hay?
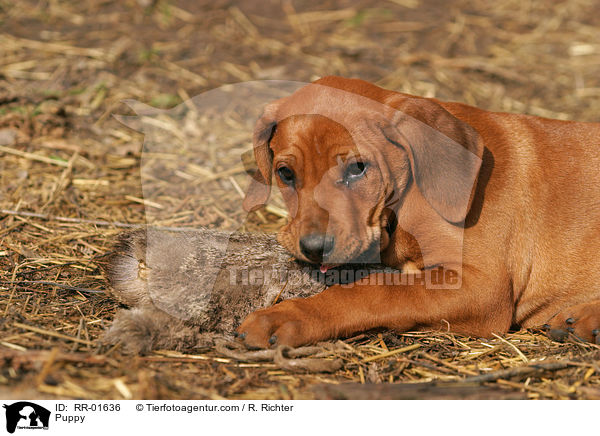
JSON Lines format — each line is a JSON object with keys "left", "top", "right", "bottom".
{"left": 1, "top": 0, "right": 600, "bottom": 399}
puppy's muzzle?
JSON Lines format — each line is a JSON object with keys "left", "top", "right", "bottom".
{"left": 299, "top": 233, "right": 335, "bottom": 264}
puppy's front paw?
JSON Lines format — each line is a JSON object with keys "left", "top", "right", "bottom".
{"left": 236, "top": 299, "right": 326, "bottom": 349}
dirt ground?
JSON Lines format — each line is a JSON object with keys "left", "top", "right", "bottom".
{"left": 1, "top": 0, "right": 600, "bottom": 400}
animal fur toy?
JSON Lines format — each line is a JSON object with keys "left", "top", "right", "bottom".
{"left": 103, "top": 228, "right": 330, "bottom": 353}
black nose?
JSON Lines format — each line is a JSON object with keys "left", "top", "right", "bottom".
{"left": 299, "top": 233, "right": 335, "bottom": 263}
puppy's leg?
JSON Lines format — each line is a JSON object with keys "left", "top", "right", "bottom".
{"left": 546, "top": 299, "right": 600, "bottom": 343}
{"left": 237, "top": 268, "right": 513, "bottom": 348}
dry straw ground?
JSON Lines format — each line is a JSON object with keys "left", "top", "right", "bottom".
{"left": 1, "top": 0, "right": 600, "bottom": 399}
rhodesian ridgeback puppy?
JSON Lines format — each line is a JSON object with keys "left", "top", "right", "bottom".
{"left": 237, "top": 76, "right": 600, "bottom": 348}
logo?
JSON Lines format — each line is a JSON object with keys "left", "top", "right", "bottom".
{"left": 3, "top": 402, "right": 50, "bottom": 434}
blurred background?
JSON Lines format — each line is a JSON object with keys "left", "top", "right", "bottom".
{"left": 3, "top": 0, "right": 600, "bottom": 116}
{"left": 1, "top": 0, "right": 600, "bottom": 399}
{"left": 2, "top": 0, "right": 599, "bottom": 227}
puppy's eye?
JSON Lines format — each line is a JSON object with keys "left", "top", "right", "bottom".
{"left": 277, "top": 166, "right": 295, "bottom": 186}
{"left": 343, "top": 161, "right": 368, "bottom": 184}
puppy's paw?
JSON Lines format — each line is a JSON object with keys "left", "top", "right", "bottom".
{"left": 236, "top": 299, "right": 326, "bottom": 349}
{"left": 545, "top": 299, "right": 600, "bottom": 343}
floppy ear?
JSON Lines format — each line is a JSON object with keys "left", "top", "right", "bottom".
{"left": 242, "top": 105, "right": 278, "bottom": 212}
{"left": 380, "top": 96, "right": 483, "bottom": 223}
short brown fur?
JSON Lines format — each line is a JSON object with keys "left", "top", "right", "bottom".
{"left": 238, "top": 76, "right": 600, "bottom": 348}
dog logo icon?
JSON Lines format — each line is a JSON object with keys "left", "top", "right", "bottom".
{"left": 3, "top": 402, "right": 50, "bottom": 433}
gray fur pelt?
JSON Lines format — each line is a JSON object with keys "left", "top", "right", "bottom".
{"left": 103, "top": 228, "right": 326, "bottom": 353}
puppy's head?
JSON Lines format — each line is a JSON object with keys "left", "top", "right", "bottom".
{"left": 244, "top": 77, "right": 483, "bottom": 268}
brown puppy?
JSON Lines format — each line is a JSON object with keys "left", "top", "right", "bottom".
{"left": 237, "top": 76, "right": 600, "bottom": 348}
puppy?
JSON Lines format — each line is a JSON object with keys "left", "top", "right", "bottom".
{"left": 237, "top": 76, "right": 600, "bottom": 348}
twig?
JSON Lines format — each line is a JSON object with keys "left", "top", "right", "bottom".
{"left": 152, "top": 349, "right": 231, "bottom": 364}
{"left": 460, "top": 361, "right": 573, "bottom": 384}
{"left": 0, "top": 34, "right": 106, "bottom": 59}
{"left": 492, "top": 332, "right": 528, "bottom": 363}
{"left": 0, "top": 208, "right": 287, "bottom": 239}
{"left": 0, "top": 145, "right": 70, "bottom": 167}
{"left": 125, "top": 195, "right": 164, "bottom": 210}
{"left": 421, "top": 352, "right": 478, "bottom": 376}
{"left": 274, "top": 346, "right": 343, "bottom": 373}
{"left": 0, "top": 348, "right": 108, "bottom": 364}
{"left": 0, "top": 209, "right": 139, "bottom": 228}
{"left": 0, "top": 280, "right": 105, "bottom": 294}
{"left": 36, "top": 347, "right": 59, "bottom": 386}
{"left": 363, "top": 343, "right": 421, "bottom": 362}
{"left": 0, "top": 209, "right": 246, "bottom": 233}
{"left": 12, "top": 322, "right": 95, "bottom": 346}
